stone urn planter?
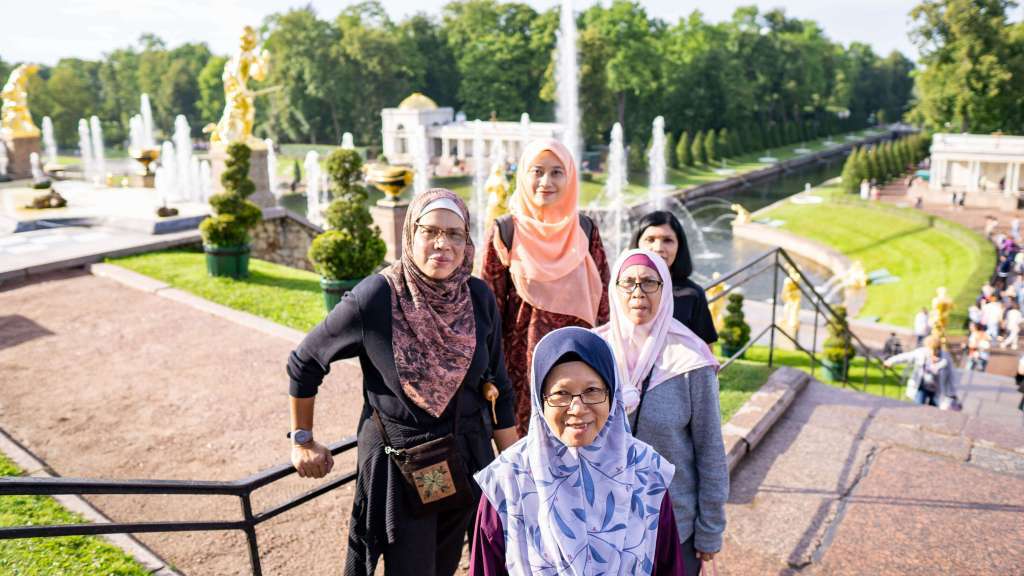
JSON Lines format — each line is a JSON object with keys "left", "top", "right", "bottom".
{"left": 820, "top": 358, "right": 849, "bottom": 382}
{"left": 320, "top": 277, "right": 360, "bottom": 312}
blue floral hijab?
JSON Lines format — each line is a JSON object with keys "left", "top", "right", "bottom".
{"left": 474, "top": 327, "right": 675, "bottom": 575}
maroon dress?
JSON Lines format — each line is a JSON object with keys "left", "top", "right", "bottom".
{"left": 469, "top": 493, "right": 688, "bottom": 575}
{"left": 481, "top": 222, "right": 611, "bottom": 436}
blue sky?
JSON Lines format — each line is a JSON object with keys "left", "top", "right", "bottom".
{"left": 0, "top": 0, "right": 979, "bottom": 66}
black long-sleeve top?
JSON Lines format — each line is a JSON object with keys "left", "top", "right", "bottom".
{"left": 673, "top": 277, "right": 719, "bottom": 345}
{"left": 286, "top": 274, "right": 516, "bottom": 576}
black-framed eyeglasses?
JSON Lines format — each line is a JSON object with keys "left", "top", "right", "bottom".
{"left": 615, "top": 279, "right": 663, "bottom": 294}
{"left": 414, "top": 224, "right": 468, "bottom": 246}
{"left": 543, "top": 387, "right": 608, "bottom": 408}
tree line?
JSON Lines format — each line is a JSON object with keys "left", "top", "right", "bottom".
{"left": 839, "top": 133, "right": 932, "bottom": 193}
{"left": 1, "top": 0, "right": 916, "bottom": 152}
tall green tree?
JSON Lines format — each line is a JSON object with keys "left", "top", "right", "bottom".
{"left": 196, "top": 56, "right": 227, "bottom": 127}
{"left": 909, "top": 0, "right": 1024, "bottom": 133}
{"left": 704, "top": 127, "right": 718, "bottom": 164}
{"left": 677, "top": 131, "right": 693, "bottom": 167}
{"left": 691, "top": 130, "right": 706, "bottom": 165}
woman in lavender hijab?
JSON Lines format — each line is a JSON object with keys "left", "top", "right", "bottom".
{"left": 594, "top": 249, "right": 728, "bottom": 575}
{"left": 470, "top": 326, "right": 686, "bottom": 575}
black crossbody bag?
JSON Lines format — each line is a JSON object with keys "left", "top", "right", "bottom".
{"left": 372, "top": 393, "right": 473, "bottom": 517}
{"left": 630, "top": 370, "right": 655, "bottom": 436}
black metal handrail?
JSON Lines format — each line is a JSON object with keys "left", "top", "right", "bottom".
{"left": 0, "top": 436, "right": 358, "bottom": 576}
{"left": 706, "top": 247, "right": 905, "bottom": 395}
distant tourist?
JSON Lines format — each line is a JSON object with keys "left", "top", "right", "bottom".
{"left": 1016, "top": 355, "right": 1024, "bottom": 412}
{"left": 1001, "top": 304, "right": 1022, "bottom": 350}
{"left": 1012, "top": 217, "right": 1021, "bottom": 242}
{"left": 884, "top": 336, "right": 957, "bottom": 407}
{"left": 913, "top": 307, "right": 930, "bottom": 347}
{"left": 966, "top": 322, "right": 992, "bottom": 372}
{"left": 985, "top": 215, "right": 999, "bottom": 238}
{"left": 882, "top": 332, "right": 904, "bottom": 357}
{"left": 982, "top": 296, "right": 1005, "bottom": 341}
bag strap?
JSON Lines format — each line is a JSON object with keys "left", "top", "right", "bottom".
{"left": 494, "top": 213, "right": 595, "bottom": 251}
{"left": 372, "top": 389, "right": 463, "bottom": 454}
{"left": 630, "top": 369, "right": 655, "bottom": 436}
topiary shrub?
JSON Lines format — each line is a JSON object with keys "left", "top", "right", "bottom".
{"left": 307, "top": 148, "right": 386, "bottom": 281}
{"left": 720, "top": 292, "right": 751, "bottom": 357}
{"left": 823, "top": 305, "right": 856, "bottom": 372}
{"left": 200, "top": 142, "right": 262, "bottom": 247}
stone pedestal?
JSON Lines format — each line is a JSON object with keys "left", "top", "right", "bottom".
{"left": 3, "top": 135, "right": 41, "bottom": 180}
{"left": 209, "top": 143, "right": 275, "bottom": 208}
{"left": 371, "top": 199, "right": 409, "bottom": 263}
{"left": 127, "top": 174, "right": 156, "bottom": 188}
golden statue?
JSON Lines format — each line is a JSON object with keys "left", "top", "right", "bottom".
{"left": 730, "top": 203, "right": 751, "bottom": 226}
{"left": 930, "top": 286, "right": 953, "bottom": 343}
{"left": 206, "top": 26, "right": 270, "bottom": 148}
{"left": 706, "top": 272, "right": 727, "bottom": 331}
{"left": 843, "top": 260, "right": 867, "bottom": 290}
{"left": 484, "top": 160, "right": 510, "bottom": 225}
{"left": 780, "top": 269, "right": 802, "bottom": 338}
{"left": 1, "top": 64, "right": 41, "bottom": 140}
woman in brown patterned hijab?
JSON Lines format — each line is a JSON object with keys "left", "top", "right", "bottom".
{"left": 381, "top": 188, "right": 477, "bottom": 416}
{"left": 286, "top": 187, "right": 518, "bottom": 576}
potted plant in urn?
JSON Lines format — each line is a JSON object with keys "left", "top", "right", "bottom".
{"left": 308, "top": 148, "right": 386, "bottom": 311}
{"left": 821, "top": 305, "right": 856, "bottom": 381}
{"left": 719, "top": 292, "right": 751, "bottom": 359}
{"left": 199, "top": 142, "right": 262, "bottom": 278}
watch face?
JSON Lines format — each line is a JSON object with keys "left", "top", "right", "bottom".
{"left": 293, "top": 429, "right": 312, "bottom": 445}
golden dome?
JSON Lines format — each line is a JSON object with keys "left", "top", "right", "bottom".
{"left": 398, "top": 93, "right": 438, "bottom": 111}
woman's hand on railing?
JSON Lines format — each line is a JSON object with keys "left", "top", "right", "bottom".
{"left": 291, "top": 441, "right": 334, "bottom": 479}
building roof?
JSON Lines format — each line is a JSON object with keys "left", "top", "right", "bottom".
{"left": 398, "top": 93, "right": 439, "bottom": 111}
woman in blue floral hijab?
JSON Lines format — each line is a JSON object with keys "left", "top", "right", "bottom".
{"left": 470, "top": 326, "right": 687, "bottom": 575}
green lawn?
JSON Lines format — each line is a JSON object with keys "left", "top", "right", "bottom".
{"left": 0, "top": 454, "right": 149, "bottom": 575}
{"left": 718, "top": 344, "right": 906, "bottom": 401}
{"left": 110, "top": 249, "right": 328, "bottom": 332}
{"left": 760, "top": 185, "right": 994, "bottom": 332}
{"left": 718, "top": 361, "right": 776, "bottom": 421}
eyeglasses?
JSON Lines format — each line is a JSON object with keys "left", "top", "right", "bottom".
{"left": 615, "top": 279, "right": 663, "bottom": 294}
{"left": 414, "top": 224, "right": 468, "bottom": 246}
{"left": 543, "top": 387, "right": 608, "bottom": 408}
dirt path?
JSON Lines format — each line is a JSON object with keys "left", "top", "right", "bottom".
{"left": 1, "top": 269, "right": 365, "bottom": 575}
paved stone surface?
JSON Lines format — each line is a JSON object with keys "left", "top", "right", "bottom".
{"left": 0, "top": 270, "right": 363, "bottom": 576}
{"left": 718, "top": 379, "right": 1024, "bottom": 575}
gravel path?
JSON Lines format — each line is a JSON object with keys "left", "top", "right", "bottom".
{"left": 1, "top": 269, "right": 366, "bottom": 575}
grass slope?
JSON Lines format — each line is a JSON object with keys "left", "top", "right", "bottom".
{"left": 760, "top": 186, "right": 994, "bottom": 332}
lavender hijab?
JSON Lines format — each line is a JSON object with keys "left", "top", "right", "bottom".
{"left": 594, "top": 248, "right": 719, "bottom": 413}
{"left": 474, "top": 327, "right": 675, "bottom": 575}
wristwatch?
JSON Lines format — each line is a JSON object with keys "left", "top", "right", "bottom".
{"left": 289, "top": 429, "right": 313, "bottom": 446}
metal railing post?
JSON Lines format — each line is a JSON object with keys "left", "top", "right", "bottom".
{"left": 768, "top": 250, "right": 779, "bottom": 368}
{"left": 241, "top": 493, "right": 263, "bottom": 576}
{"left": 811, "top": 306, "right": 820, "bottom": 378}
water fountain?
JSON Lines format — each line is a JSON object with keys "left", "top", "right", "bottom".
{"left": 341, "top": 132, "right": 354, "bottom": 149}
{"left": 758, "top": 152, "right": 778, "bottom": 164}
{"left": 605, "top": 122, "right": 628, "bottom": 257}
{"left": 140, "top": 94, "right": 156, "bottom": 149}
{"left": 89, "top": 116, "right": 106, "bottom": 184}
{"left": 77, "top": 119, "right": 95, "bottom": 184}
{"left": 472, "top": 119, "right": 487, "bottom": 244}
{"left": 41, "top": 116, "right": 57, "bottom": 166}
{"left": 265, "top": 138, "right": 279, "bottom": 198}
{"left": 173, "top": 115, "right": 195, "bottom": 201}
{"left": 0, "top": 141, "right": 8, "bottom": 180}
{"left": 519, "top": 113, "right": 531, "bottom": 160}
{"left": 199, "top": 160, "right": 213, "bottom": 200}
{"left": 412, "top": 125, "right": 429, "bottom": 196}
{"left": 304, "top": 151, "right": 322, "bottom": 226}
{"left": 713, "top": 159, "right": 736, "bottom": 176}
{"left": 29, "top": 152, "right": 44, "bottom": 183}
{"left": 556, "top": 0, "right": 580, "bottom": 165}
{"left": 159, "top": 141, "right": 177, "bottom": 199}
{"left": 648, "top": 116, "right": 667, "bottom": 202}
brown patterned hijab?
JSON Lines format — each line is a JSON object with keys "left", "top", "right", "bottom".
{"left": 380, "top": 188, "right": 477, "bottom": 417}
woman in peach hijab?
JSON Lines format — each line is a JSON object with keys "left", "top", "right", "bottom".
{"left": 482, "top": 139, "right": 610, "bottom": 436}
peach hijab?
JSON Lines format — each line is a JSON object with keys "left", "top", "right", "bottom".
{"left": 497, "top": 138, "right": 603, "bottom": 325}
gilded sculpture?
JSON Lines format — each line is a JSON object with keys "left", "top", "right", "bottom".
{"left": 706, "top": 272, "right": 727, "bottom": 331}
{"left": 730, "top": 203, "right": 751, "bottom": 226}
{"left": 780, "top": 268, "right": 802, "bottom": 339}
{"left": 484, "top": 161, "right": 510, "bottom": 224}
{"left": 206, "top": 26, "right": 270, "bottom": 148}
{"left": 930, "top": 286, "right": 953, "bottom": 343}
{"left": 1, "top": 64, "right": 41, "bottom": 141}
